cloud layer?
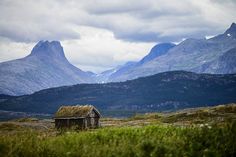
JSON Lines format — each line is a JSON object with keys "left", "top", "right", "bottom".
{"left": 0, "top": 0, "right": 235, "bottom": 72}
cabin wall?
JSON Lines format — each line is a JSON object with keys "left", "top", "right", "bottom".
{"left": 85, "top": 117, "right": 94, "bottom": 128}
{"left": 95, "top": 117, "right": 100, "bottom": 127}
{"left": 55, "top": 118, "right": 85, "bottom": 129}
{"left": 87, "top": 110, "right": 100, "bottom": 128}
{"left": 85, "top": 118, "right": 100, "bottom": 128}
{"left": 55, "top": 108, "right": 101, "bottom": 129}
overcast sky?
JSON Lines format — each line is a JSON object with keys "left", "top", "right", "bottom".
{"left": 0, "top": 0, "right": 235, "bottom": 73}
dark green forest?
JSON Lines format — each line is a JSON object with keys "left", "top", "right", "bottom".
{"left": 1, "top": 71, "right": 236, "bottom": 116}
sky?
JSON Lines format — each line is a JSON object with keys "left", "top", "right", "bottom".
{"left": 0, "top": 0, "right": 235, "bottom": 73}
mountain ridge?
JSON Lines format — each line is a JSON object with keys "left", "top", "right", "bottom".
{"left": 101, "top": 23, "right": 236, "bottom": 82}
{"left": 96, "top": 42, "right": 176, "bottom": 82}
{"left": 138, "top": 43, "right": 176, "bottom": 65}
{"left": 0, "top": 71, "right": 236, "bottom": 114}
{"left": 1, "top": 23, "right": 236, "bottom": 95}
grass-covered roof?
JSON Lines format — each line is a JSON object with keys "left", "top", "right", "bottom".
{"left": 55, "top": 105, "right": 100, "bottom": 118}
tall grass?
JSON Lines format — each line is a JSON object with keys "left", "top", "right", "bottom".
{"left": 0, "top": 121, "right": 235, "bottom": 157}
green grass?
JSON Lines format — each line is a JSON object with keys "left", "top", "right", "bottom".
{"left": 0, "top": 121, "right": 236, "bottom": 157}
{"left": 14, "top": 117, "right": 39, "bottom": 122}
{"left": 0, "top": 123, "right": 24, "bottom": 131}
{"left": 130, "top": 104, "right": 236, "bottom": 125}
{"left": 1, "top": 104, "right": 236, "bottom": 157}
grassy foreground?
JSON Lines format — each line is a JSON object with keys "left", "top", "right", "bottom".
{"left": 0, "top": 104, "right": 236, "bottom": 157}
{"left": 0, "top": 122, "right": 235, "bottom": 157}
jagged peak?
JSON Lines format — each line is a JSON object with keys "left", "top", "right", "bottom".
{"left": 34, "top": 40, "right": 61, "bottom": 48}
{"left": 224, "top": 22, "right": 236, "bottom": 37}
{"left": 228, "top": 22, "right": 236, "bottom": 30}
{"left": 29, "top": 40, "right": 66, "bottom": 60}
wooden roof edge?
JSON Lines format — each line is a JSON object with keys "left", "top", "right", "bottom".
{"left": 54, "top": 117, "right": 85, "bottom": 119}
{"left": 54, "top": 104, "right": 102, "bottom": 118}
{"left": 82, "top": 105, "right": 101, "bottom": 118}
{"left": 91, "top": 107, "right": 102, "bottom": 118}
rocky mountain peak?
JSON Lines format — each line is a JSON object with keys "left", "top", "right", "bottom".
{"left": 224, "top": 22, "right": 236, "bottom": 38}
{"left": 29, "top": 40, "right": 66, "bottom": 60}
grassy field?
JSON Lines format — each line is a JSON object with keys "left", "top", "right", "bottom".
{"left": 0, "top": 104, "right": 236, "bottom": 157}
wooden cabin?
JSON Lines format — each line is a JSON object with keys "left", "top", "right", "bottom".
{"left": 54, "top": 105, "right": 101, "bottom": 129}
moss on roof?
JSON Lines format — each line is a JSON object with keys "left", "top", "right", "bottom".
{"left": 55, "top": 105, "right": 98, "bottom": 118}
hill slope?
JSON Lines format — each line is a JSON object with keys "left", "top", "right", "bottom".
{"left": 1, "top": 71, "right": 236, "bottom": 114}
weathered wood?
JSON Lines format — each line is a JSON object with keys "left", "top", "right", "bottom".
{"left": 54, "top": 105, "right": 101, "bottom": 129}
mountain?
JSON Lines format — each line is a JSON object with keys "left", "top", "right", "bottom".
{"left": 98, "top": 42, "right": 175, "bottom": 82}
{"left": 138, "top": 43, "right": 176, "bottom": 65}
{"left": 1, "top": 23, "right": 236, "bottom": 95}
{"left": 0, "top": 41, "right": 94, "bottom": 96}
{"left": 95, "top": 61, "right": 137, "bottom": 83}
{"left": 100, "top": 23, "right": 236, "bottom": 82}
{"left": 212, "top": 22, "right": 236, "bottom": 41}
{"left": 1, "top": 71, "right": 236, "bottom": 115}
{"left": 194, "top": 47, "right": 236, "bottom": 74}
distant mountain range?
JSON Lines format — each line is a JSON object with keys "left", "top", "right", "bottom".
{"left": 0, "top": 23, "right": 236, "bottom": 96}
{"left": 0, "top": 71, "right": 236, "bottom": 115}
{"left": 99, "top": 23, "right": 236, "bottom": 82}
{"left": 95, "top": 43, "right": 176, "bottom": 83}
{"left": 0, "top": 41, "right": 95, "bottom": 95}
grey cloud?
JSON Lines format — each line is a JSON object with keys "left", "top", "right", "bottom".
{"left": 80, "top": 0, "right": 235, "bottom": 42}
{"left": 84, "top": 0, "right": 150, "bottom": 15}
{"left": 0, "top": 25, "right": 80, "bottom": 43}
{"left": 0, "top": 0, "right": 81, "bottom": 42}
{"left": 0, "top": 0, "right": 235, "bottom": 43}
{"left": 211, "top": 0, "right": 236, "bottom": 5}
